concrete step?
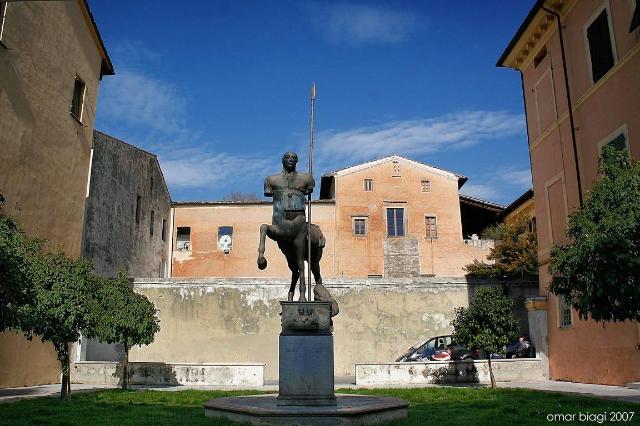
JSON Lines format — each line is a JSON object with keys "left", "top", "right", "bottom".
{"left": 627, "top": 382, "right": 640, "bottom": 390}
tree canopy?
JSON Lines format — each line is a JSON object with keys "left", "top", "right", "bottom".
{"left": 0, "top": 194, "right": 43, "bottom": 331}
{"left": 549, "top": 146, "right": 640, "bottom": 322}
{"left": 464, "top": 214, "right": 538, "bottom": 279}
{"left": 451, "top": 287, "right": 520, "bottom": 388}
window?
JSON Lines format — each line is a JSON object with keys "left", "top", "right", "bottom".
{"left": 364, "top": 178, "right": 373, "bottom": 191}
{"left": 161, "top": 219, "right": 167, "bottom": 242}
{"left": 630, "top": 0, "right": 639, "bottom": 34}
{"left": 135, "top": 195, "right": 142, "bottom": 225}
{"left": 150, "top": 175, "right": 154, "bottom": 193}
{"left": 150, "top": 210, "right": 155, "bottom": 236}
{"left": 586, "top": 9, "right": 615, "bottom": 83}
{"left": 218, "top": 226, "right": 233, "bottom": 252}
{"left": 528, "top": 217, "right": 537, "bottom": 233}
{"left": 0, "top": 2, "right": 7, "bottom": 43}
{"left": 597, "top": 126, "right": 630, "bottom": 155}
{"left": 176, "top": 227, "right": 191, "bottom": 251}
{"left": 559, "top": 296, "right": 572, "bottom": 328}
{"left": 421, "top": 180, "right": 431, "bottom": 192}
{"left": 386, "top": 208, "right": 405, "bottom": 237}
{"left": 70, "top": 76, "right": 86, "bottom": 121}
{"left": 353, "top": 217, "right": 367, "bottom": 236}
{"left": 425, "top": 216, "right": 437, "bottom": 239}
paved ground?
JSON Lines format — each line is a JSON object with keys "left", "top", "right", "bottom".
{"left": 1, "top": 380, "right": 639, "bottom": 404}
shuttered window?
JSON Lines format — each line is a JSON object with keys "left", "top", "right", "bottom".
{"left": 587, "top": 10, "right": 615, "bottom": 82}
{"left": 425, "top": 216, "right": 437, "bottom": 239}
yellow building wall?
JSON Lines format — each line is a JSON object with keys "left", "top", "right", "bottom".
{"left": 0, "top": 1, "right": 107, "bottom": 387}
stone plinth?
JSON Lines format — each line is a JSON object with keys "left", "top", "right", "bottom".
{"left": 204, "top": 394, "right": 409, "bottom": 425}
{"left": 278, "top": 301, "right": 335, "bottom": 406}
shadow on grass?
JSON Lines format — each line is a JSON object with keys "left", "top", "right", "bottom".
{"left": 0, "top": 388, "right": 637, "bottom": 426}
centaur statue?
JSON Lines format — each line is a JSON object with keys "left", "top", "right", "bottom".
{"left": 257, "top": 152, "right": 338, "bottom": 316}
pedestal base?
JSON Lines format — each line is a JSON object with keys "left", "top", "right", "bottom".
{"left": 204, "top": 394, "right": 409, "bottom": 425}
{"left": 278, "top": 334, "right": 335, "bottom": 406}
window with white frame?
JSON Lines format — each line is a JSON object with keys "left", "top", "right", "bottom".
{"left": 363, "top": 178, "right": 373, "bottom": 191}
{"left": 386, "top": 207, "right": 405, "bottom": 237}
{"left": 353, "top": 217, "right": 367, "bottom": 236}
{"left": 597, "top": 125, "right": 630, "bottom": 155}
{"left": 586, "top": 7, "right": 616, "bottom": 83}
{"left": 176, "top": 227, "right": 191, "bottom": 251}
{"left": 559, "top": 296, "right": 572, "bottom": 328}
{"left": 70, "top": 76, "right": 86, "bottom": 121}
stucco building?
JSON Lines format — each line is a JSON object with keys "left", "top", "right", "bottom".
{"left": 80, "top": 131, "right": 172, "bottom": 362}
{"left": 172, "top": 155, "right": 502, "bottom": 279}
{"left": 498, "top": 0, "right": 640, "bottom": 385}
{"left": 0, "top": 0, "right": 113, "bottom": 388}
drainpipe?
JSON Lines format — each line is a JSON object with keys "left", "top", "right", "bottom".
{"left": 520, "top": 71, "right": 534, "bottom": 188}
{"left": 541, "top": 5, "right": 584, "bottom": 206}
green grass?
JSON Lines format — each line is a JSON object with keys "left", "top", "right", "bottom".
{"left": 0, "top": 387, "right": 637, "bottom": 425}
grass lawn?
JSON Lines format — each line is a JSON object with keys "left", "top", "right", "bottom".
{"left": 0, "top": 387, "right": 637, "bottom": 425}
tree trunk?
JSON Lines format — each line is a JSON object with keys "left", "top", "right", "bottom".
{"left": 60, "top": 343, "right": 70, "bottom": 399}
{"left": 487, "top": 355, "right": 496, "bottom": 388}
{"left": 122, "top": 344, "right": 129, "bottom": 390}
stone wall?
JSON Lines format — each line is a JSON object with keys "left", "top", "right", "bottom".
{"left": 127, "top": 278, "right": 538, "bottom": 381}
{"left": 355, "top": 359, "right": 544, "bottom": 385}
{"left": 83, "top": 131, "right": 172, "bottom": 279}
{"left": 383, "top": 237, "right": 420, "bottom": 277}
{"left": 72, "top": 362, "right": 264, "bottom": 386}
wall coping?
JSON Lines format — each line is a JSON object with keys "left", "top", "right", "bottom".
{"left": 354, "top": 359, "right": 542, "bottom": 366}
{"left": 74, "top": 361, "right": 266, "bottom": 367}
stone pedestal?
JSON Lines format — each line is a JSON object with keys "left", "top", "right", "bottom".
{"left": 278, "top": 301, "right": 336, "bottom": 406}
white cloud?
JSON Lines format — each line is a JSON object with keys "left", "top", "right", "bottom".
{"left": 460, "top": 166, "right": 532, "bottom": 204}
{"left": 460, "top": 184, "right": 503, "bottom": 201}
{"left": 160, "top": 151, "right": 273, "bottom": 190}
{"left": 98, "top": 70, "right": 187, "bottom": 135}
{"left": 311, "top": 3, "right": 421, "bottom": 46}
{"left": 315, "top": 110, "right": 525, "bottom": 167}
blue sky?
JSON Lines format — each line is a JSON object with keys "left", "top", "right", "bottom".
{"left": 92, "top": 1, "right": 534, "bottom": 205}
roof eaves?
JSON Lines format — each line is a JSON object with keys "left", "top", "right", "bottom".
{"left": 80, "top": 0, "right": 115, "bottom": 77}
{"left": 496, "top": 0, "right": 546, "bottom": 68}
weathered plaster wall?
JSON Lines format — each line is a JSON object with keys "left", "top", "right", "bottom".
{"left": 83, "top": 131, "right": 172, "bottom": 278}
{"left": 0, "top": 1, "right": 107, "bottom": 388}
{"left": 171, "top": 203, "right": 336, "bottom": 278}
{"left": 131, "top": 278, "right": 484, "bottom": 380}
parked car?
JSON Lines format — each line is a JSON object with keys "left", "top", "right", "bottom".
{"left": 395, "top": 335, "right": 482, "bottom": 362}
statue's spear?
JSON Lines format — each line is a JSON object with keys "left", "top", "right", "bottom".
{"left": 307, "top": 82, "right": 316, "bottom": 302}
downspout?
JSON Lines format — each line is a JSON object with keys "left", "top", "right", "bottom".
{"left": 520, "top": 71, "right": 534, "bottom": 187}
{"left": 541, "top": 5, "right": 584, "bottom": 206}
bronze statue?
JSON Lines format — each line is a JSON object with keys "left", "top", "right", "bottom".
{"left": 257, "top": 152, "right": 337, "bottom": 315}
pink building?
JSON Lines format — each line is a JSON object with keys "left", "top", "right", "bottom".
{"left": 498, "top": 0, "right": 640, "bottom": 385}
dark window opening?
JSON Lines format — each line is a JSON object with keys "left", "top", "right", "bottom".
{"left": 607, "top": 133, "right": 627, "bottom": 151}
{"left": 150, "top": 174, "right": 154, "bottom": 193}
{"left": 364, "top": 178, "right": 373, "bottom": 191}
{"left": 176, "top": 227, "right": 191, "bottom": 251}
{"left": 386, "top": 208, "right": 405, "bottom": 237}
{"left": 161, "top": 219, "right": 167, "bottom": 241}
{"left": 150, "top": 210, "right": 155, "bottom": 236}
{"left": 630, "top": 1, "right": 639, "bottom": 33}
{"left": 425, "top": 216, "right": 437, "bottom": 239}
{"left": 218, "top": 226, "right": 233, "bottom": 252}
{"left": 353, "top": 218, "right": 367, "bottom": 236}
{"left": 70, "top": 77, "right": 86, "bottom": 121}
{"left": 587, "top": 9, "right": 615, "bottom": 82}
{"left": 135, "top": 195, "right": 142, "bottom": 224}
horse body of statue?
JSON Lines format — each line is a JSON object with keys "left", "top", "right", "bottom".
{"left": 257, "top": 152, "right": 338, "bottom": 316}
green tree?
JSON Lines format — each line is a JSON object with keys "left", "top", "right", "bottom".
{"left": 0, "top": 194, "right": 43, "bottom": 331}
{"left": 549, "top": 146, "right": 640, "bottom": 322}
{"left": 20, "top": 252, "right": 97, "bottom": 398}
{"left": 90, "top": 274, "right": 160, "bottom": 389}
{"left": 464, "top": 214, "right": 538, "bottom": 279}
{"left": 451, "top": 287, "right": 520, "bottom": 388}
